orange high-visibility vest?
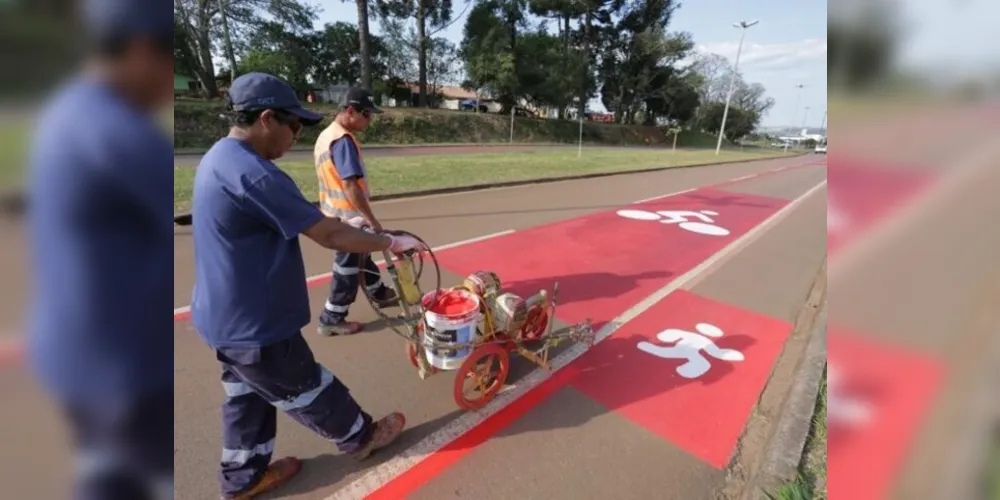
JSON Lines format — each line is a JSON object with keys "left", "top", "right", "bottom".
{"left": 312, "top": 121, "right": 370, "bottom": 219}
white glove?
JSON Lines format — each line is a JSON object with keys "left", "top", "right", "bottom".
{"left": 388, "top": 234, "right": 425, "bottom": 253}
{"left": 344, "top": 216, "right": 370, "bottom": 230}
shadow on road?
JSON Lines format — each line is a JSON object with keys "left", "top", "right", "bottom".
{"left": 461, "top": 329, "right": 758, "bottom": 445}
{"left": 503, "top": 270, "right": 673, "bottom": 309}
{"left": 256, "top": 410, "right": 464, "bottom": 499}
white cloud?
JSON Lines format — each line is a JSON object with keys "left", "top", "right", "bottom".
{"left": 694, "top": 38, "right": 827, "bottom": 72}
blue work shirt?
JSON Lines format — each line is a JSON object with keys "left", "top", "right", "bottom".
{"left": 190, "top": 138, "right": 324, "bottom": 348}
{"left": 331, "top": 137, "right": 366, "bottom": 182}
{"left": 25, "top": 76, "right": 173, "bottom": 404}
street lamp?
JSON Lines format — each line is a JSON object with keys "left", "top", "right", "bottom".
{"left": 785, "top": 84, "right": 805, "bottom": 152}
{"left": 715, "top": 19, "right": 759, "bottom": 156}
{"left": 801, "top": 106, "right": 810, "bottom": 130}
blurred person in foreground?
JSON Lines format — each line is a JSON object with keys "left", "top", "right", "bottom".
{"left": 24, "top": 0, "right": 174, "bottom": 499}
{"left": 191, "top": 72, "right": 424, "bottom": 500}
{"left": 312, "top": 87, "right": 395, "bottom": 336}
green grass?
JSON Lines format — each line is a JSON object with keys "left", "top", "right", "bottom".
{"left": 173, "top": 147, "right": 793, "bottom": 213}
{"left": 766, "top": 373, "right": 827, "bottom": 500}
{"left": 988, "top": 429, "right": 1000, "bottom": 500}
{"left": 0, "top": 110, "right": 173, "bottom": 190}
{"left": 0, "top": 122, "right": 30, "bottom": 191}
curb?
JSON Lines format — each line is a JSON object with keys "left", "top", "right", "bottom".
{"left": 714, "top": 258, "right": 828, "bottom": 500}
{"left": 750, "top": 304, "right": 826, "bottom": 498}
{"left": 173, "top": 152, "right": 808, "bottom": 226}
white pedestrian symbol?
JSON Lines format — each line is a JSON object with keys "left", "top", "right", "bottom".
{"left": 637, "top": 323, "right": 745, "bottom": 379}
{"left": 826, "top": 364, "right": 871, "bottom": 426}
{"left": 617, "top": 209, "right": 730, "bottom": 236}
{"left": 827, "top": 198, "right": 848, "bottom": 233}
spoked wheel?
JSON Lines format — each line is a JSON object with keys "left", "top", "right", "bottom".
{"left": 453, "top": 344, "right": 510, "bottom": 411}
{"left": 518, "top": 304, "right": 549, "bottom": 341}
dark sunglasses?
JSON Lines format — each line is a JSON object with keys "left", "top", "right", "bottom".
{"left": 348, "top": 106, "right": 372, "bottom": 119}
{"left": 269, "top": 110, "right": 303, "bottom": 136}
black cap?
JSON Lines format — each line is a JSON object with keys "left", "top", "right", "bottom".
{"left": 81, "top": 0, "right": 172, "bottom": 41}
{"left": 342, "top": 87, "right": 382, "bottom": 114}
{"left": 229, "top": 72, "right": 324, "bottom": 126}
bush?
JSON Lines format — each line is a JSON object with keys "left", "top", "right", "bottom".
{"left": 173, "top": 101, "right": 718, "bottom": 150}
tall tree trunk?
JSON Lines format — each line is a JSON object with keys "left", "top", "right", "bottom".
{"left": 577, "top": 11, "right": 591, "bottom": 118}
{"left": 218, "top": 0, "right": 237, "bottom": 83}
{"left": 416, "top": 2, "right": 428, "bottom": 107}
{"left": 356, "top": 0, "right": 373, "bottom": 90}
{"left": 195, "top": 11, "right": 219, "bottom": 98}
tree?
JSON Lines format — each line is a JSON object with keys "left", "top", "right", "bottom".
{"left": 375, "top": 0, "right": 458, "bottom": 106}
{"left": 351, "top": 0, "right": 375, "bottom": 90}
{"left": 596, "top": 0, "right": 694, "bottom": 124}
{"left": 459, "top": 0, "right": 523, "bottom": 110}
{"left": 701, "top": 101, "right": 757, "bottom": 141}
{"left": 237, "top": 22, "right": 319, "bottom": 91}
{"left": 173, "top": 0, "right": 317, "bottom": 97}
{"left": 427, "top": 37, "right": 461, "bottom": 90}
{"left": 312, "top": 22, "right": 389, "bottom": 86}
{"left": 686, "top": 52, "right": 774, "bottom": 129}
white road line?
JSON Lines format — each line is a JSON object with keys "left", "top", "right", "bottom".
{"left": 829, "top": 144, "right": 1000, "bottom": 281}
{"left": 629, "top": 158, "right": 822, "bottom": 205}
{"left": 173, "top": 229, "right": 516, "bottom": 319}
{"left": 325, "top": 179, "right": 828, "bottom": 500}
{"left": 633, "top": 188, "right": 694, "bottom": 204}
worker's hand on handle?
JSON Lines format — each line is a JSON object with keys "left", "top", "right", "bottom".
{"left": 386, "top": 233, "right": 426, "bottom": 254}
{"left": 344, "top": 216, "right": 370, "bottom": 230}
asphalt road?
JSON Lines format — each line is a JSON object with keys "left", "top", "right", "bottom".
{"left": 2, "top": 154, "right": 827, "bottom": 500}
{"left": 175, "top": 154, "right": 828, "bottom": 500}
{"left": 2, "top": 101, "right": 996, "bottom": 500}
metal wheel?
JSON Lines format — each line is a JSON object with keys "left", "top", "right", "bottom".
{"left": 406, "top": 324, "right": 439, "bottom": 374}
{"left": 518, "top": 304, "right": 549, "bottom": 341}
{"left": 453, "top": 344, "right": 510, "bottom": 411}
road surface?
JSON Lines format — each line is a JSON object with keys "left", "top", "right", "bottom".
{"left": 2, "top": 154, "right": 827, "bottom": 499}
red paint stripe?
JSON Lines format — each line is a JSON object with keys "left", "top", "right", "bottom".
{"left": 365, "top": 365, "right": 582, "bottom": 499}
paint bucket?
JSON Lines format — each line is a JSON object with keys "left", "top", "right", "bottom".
{"left": 421, "top": 289, "right": 482, "bottom": 370}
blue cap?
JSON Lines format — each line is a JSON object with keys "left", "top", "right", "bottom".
{"left": 228, "top": 72, "right": 324, "bottom": 126}
{"left": 82, "top": 0, "right": 172, "bottom": 40}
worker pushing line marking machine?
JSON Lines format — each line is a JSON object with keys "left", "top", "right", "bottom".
{"left": 353, "top": 227, "right": 596, "bottom": 411}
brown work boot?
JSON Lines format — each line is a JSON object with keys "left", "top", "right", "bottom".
{"left": 220, "top": 456, "right": 301, "bottom": 500}
{"left": 349, "top": 412, "right": 406, "bottom": 461}
{"left": 317, "top": 320, "right": 364, "bottom": 336}
{"left": 371, "top": 287, "right": 400, "bottom": 309}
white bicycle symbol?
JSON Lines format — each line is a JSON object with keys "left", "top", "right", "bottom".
{"left": 616, "top": 209, "right": 730, "bottom": 236}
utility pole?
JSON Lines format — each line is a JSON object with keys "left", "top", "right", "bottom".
{"left": 715, "top": 20, "right": 759, "bottom": 155}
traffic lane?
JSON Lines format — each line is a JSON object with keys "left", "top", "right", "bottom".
{"left": 722, "top": 162, "right": 826, "bottom": 202}
{"left": 0, "top": 218, "right": 28, "bottom": 333}
{"left": 0, "top": 367, "right": 74, "bottom": 499}
{"left": 173, "top": 166, "right": 820, "bottom": 498}
{"left": 360, "top": 178, "right": 826, "bottom": 499}
{"left": 825, "top": 145, "right": 1000, "bottom": 499}
{"left": 171, "top": 155, "right": 816, "bottom": 307}
{"left": 173, "top": 263, "right": 578, "bottom": 500}
{"left": 828, "top": 155, "right": 1000, "bottom": 354}
{"left": 407, "top": 387, "right": 723, "bottom": 500}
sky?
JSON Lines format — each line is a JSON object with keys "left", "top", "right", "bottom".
{"left": 315, "top": 0, "right": 829, "bottom": 128}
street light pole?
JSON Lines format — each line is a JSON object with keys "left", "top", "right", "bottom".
{"left": 715, "top": 19, "right": 759, "bottom": 156}
{"left": 785, "top": 83, "right": 805, "bottom": 152}
{"left": 801, "top": 106, "right": 810, "bottom": 130}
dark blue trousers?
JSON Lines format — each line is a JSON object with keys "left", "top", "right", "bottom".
{"left": 216, "top": 333, "right": 373, "bottom": 495}
{"left": 320, "top": 251, "right": 386, "bottom": 324}
{"left": 63, "top": 389, "right": 174, "bottom": 500}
